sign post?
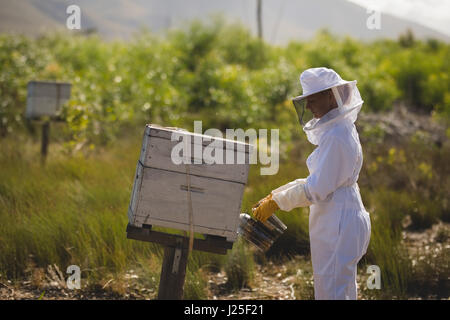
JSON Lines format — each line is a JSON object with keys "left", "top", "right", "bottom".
{"left": 41, "top": 120, "right": 50, "bottom": 164}
{"left": 25, "top": 81, "right": 71, "bottom": 163}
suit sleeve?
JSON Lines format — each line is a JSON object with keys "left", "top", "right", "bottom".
{"left": 271, "top": 178, "right": 307, "bottom": 195}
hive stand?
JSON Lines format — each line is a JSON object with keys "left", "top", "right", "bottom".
{"left": 126, "top": 223, "right": 234, "bottom": 300}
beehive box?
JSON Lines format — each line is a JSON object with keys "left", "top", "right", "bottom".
{"left": 128, "top": 124, "right": 253, "bottom": 242}
{"left": 25, "top": 81, "right": 71, "bottom": 119}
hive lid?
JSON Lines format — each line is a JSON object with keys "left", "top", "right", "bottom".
{"left": 145, "top": 124, "right": 253, "bottom": 154}
{"left": 139, "top": 124, "right": 252, "bottom": 184}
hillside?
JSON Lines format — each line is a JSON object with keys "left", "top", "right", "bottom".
{"left": 0, "top": 0, "right": 448, "bottom": 43}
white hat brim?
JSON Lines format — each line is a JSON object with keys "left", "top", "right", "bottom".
{"left": 292, "top": 80, "right": 356, "bottom": 102}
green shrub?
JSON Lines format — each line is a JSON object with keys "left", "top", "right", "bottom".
{"left": 1, "top": 23, "right": 448, "bottom": 149}
{"left": 408, "top": 246, "right": 450, "bottom": 299}
{"left": 184, "top": 264, "right": 208, "bottom": 300}
{"left": 224, "top": 239, "right": 254, "bottom": 291}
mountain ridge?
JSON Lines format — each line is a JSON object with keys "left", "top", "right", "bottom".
{"left": 0, "top": 0, "right": 448, "bottom": 43}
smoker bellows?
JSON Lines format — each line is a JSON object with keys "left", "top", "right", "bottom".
{"left": 128, "top": 124, "right": 253, "bottom": 242}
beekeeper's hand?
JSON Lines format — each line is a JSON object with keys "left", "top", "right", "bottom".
{"left": 252, "top": 193, "right": 272, "bottom": 210}
{"left": 252, "top": 194, "right": 279, "bottom": 222}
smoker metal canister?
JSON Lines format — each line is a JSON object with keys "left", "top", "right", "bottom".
{"left": 238, "top": 215, "right": 273, "bottom": 251}
{"left": 237, "top": 213, "right": 287, "bottom": 252}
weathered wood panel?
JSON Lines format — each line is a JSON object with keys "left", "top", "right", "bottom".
{"left": 132, "top": 167, "right": 244, "bottom": 241}
{"left": 141, "top": 135, "right": 249, "bottom": 184}
{"left": 145, "top": 125, "right": 252, "bottom": 153}
{"left": 128, "top": 161, "right": 144, "bottom": 225}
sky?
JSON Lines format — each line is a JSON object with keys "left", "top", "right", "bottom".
{"left": 347, "top": 0, "right": 450, "bottom": 36}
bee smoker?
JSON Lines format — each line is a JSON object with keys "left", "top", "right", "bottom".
{"left": 237, "top": 213, "right": 287, "bottom": 252}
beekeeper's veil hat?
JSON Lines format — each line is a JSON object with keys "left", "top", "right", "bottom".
{"left": 291, "top": 67, "right": 364, "bottom": 145}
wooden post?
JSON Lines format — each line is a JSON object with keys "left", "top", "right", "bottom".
{"left": 157, "top": 238, "right": 189, "bottom": 300}
{"left": 257, "top": 0, "right": 263, "bottom": 39}
{"left": 41, "top": 120, "right": 50, "bottom": 164}
{"left": 126, "top": 224, "right": 234, "bottom": 300}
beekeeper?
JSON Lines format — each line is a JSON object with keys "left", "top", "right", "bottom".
{"left": 252, "top": 67, "right": 371, "bottom": 300}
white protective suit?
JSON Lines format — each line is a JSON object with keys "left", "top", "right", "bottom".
{"left": 272, "top": 68, "right": 371, "bottom": 300}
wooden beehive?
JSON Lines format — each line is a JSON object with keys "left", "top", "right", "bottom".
{"left": 25, "top": 81, "right": 71, "bottom": 119}
{"left": 128, "top": 124, "right": 253, "bottom": 242}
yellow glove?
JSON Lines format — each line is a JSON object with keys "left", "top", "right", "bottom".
{"left": 252, "top": 194, "right": 279, "bottom": 222}
{"left": 253, "top": 193, "right": 272, "bottom": 209}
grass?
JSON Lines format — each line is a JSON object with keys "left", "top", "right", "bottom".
{"left": 224, "top": 238, "right": 255, "bottom": 291}
{"left": 285, "top": 256, "right": 315, "bottom": 300}
{"left": 0, "top": 127, "right": 153, "bottom": 279}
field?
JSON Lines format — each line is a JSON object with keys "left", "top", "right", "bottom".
{"left": 0, "top": 19, "right": 449, "bottom": 299}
